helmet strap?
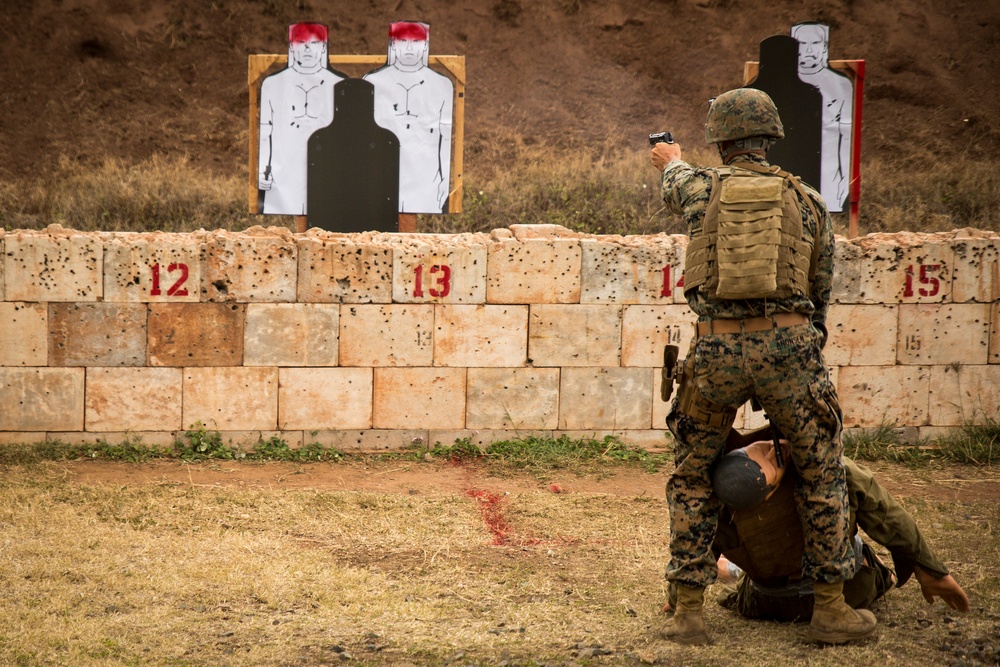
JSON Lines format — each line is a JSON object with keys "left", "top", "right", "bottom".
{"left": 719, "top": 137, "right": 775, "bottom": 164}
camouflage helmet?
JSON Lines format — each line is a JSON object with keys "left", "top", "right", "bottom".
{"left": 704, "top": 88, "right": 785, "bottom": 144}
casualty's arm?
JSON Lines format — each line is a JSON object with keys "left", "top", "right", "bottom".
{"left": 846, "top": 457, "right": 949, "bottom": 587}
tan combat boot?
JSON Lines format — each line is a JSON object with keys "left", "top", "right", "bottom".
{"left": 661, "top": 584, "right": 709, "bottom": 645}
{"left": 808, "top": 580, "right": 877, "bottom": 644}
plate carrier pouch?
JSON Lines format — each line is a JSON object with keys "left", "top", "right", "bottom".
{"left": 684, "top": 163, "right": 822, "bottom": 300}
{"left": 723, "top": 473, "right": 806, "bottom": 586}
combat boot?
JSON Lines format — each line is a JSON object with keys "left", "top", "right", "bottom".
{"left": 808, "top": 580, "right": 877, "bottom": 644}
{"left": 661, "top": 584, "right": 709, "bottom": 645}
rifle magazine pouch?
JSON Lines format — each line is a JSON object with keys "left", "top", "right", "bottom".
{"left": 715, "top": 176, "right": 783, "bottom": 299}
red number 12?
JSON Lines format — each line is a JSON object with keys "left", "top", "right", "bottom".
{"left": 150, "top": 263, "right": 189, "bottom": 297}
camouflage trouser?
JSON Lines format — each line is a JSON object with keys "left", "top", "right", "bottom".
{"left": 665, "top": 322, "right": 854, "bottom": 587}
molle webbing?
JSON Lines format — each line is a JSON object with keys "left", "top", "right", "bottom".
{"left": 684, "top": 165, "right": 817, "bottom": 300}
{"left": 724, "top": 475, "right": 805, "bottom": 583}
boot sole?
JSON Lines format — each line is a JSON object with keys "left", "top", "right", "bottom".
{"left": 807, "top": 625, "right": 876, "bottom": 644}
{"left": 661, "top": 631, "right": 710, "bottom": 646}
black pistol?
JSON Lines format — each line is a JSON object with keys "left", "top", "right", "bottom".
{"left": 770, "top": 419, "right": 785, "bottom": 469}
{"left": 648, "top": 131, "right": 675, "bottom": 146}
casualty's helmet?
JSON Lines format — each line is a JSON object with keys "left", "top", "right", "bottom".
{"left": 704, "top": 88, "right": 785, "bottom": 144}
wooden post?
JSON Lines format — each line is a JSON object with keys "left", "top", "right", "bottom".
{"left": 295, "top": 215, "right": 308, "bottom": 233}
{"left": 398, "top": 213, "right": 417, "bottom": 233}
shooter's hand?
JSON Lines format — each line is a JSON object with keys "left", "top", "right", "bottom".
{"left": 651, "top": 141, "right": 682, "bottom": 171}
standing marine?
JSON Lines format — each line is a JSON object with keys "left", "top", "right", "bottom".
{"left": 649, "top": 88, "right": 875, "bottom": 645}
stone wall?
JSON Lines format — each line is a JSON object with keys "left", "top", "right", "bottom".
{"left": 1, "top": 224, "right": 998, "bottom": 451}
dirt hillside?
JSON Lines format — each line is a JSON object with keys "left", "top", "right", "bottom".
{"left": 1, "top": 0, "right": 997, "bottom": 190}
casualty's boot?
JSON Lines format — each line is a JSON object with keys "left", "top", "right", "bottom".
{"left": 661, "top": 584, "right": 709, "bottom": 645}
{"left": 808, "top": 580, "right": 877, "bottom": 644}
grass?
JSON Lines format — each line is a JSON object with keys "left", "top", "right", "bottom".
{"left": 844, "top": 416, "right": 1000, "bottom": 466}
{"left": 1, "top": 137, "right": 997, "bottom": 235}
{"left": 3, "top": 415, "right": 996, "bottom": 470}
{"left": 0, "top": 444, "right": 997, "bottom": 665}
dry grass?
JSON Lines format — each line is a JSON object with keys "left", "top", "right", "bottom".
{"left": 1, "top": 459, "right": 997, "bottom": 666}
{"left": 2, "top": 137, "right": 996, "bottom": 236}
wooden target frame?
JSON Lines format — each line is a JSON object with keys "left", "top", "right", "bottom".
{"left": 247, "top": 55, "right": 466, "bottom": 225}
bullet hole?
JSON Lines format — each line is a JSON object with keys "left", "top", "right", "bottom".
{"left": 77, "top": 37, "right": 112, "bottom": 60}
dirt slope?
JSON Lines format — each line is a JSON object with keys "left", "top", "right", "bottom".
{"left": 0, "top": 0, "right": 997, "bottom": 185}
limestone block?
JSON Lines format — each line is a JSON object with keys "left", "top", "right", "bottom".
{"left": 0, "top": 368, "right": 84, "bottom": 431}
{"left": 49, "top": 303, "right": 147, "bottom": 367}
{"left": 4, "top": 231, "right": 102, "bottom": 301}
{"left": 0, "top": 302, "right": 47, "bottom": 366}
{"left": 392, "top": 242, "right": 487, "bottom": 304}
{"left": 466, "top": 367, "right": 560, "bottom": 430}
{"left": 434, "top": 305, "right": 528, "bottom": 367}
{"left": 0, "top": 236, "right": 4, "bottom": 299}
{"left": 652, "top": 370, "right": 671, "bottom": 431}
{"left": 558, "top": 367, "right": 654, "bottom": 430}
{"left": 837, "top": 365, "right": 929, "bottom": 428}
{"left": 952, "top": 237, "right": 1000, "bottom": 303}
{"left": 148, "top": 303, "right": 244, "bottom": 367}
{"left": 85, "top": 367, "right": 183, "bottom": 431}
{"left": 832, "top": 234, "right": 953, "bottom": 304}
{"left": 311, "top": 429, "right": 429, "bottom": 451}
{"left": 373, "top": 367, "right": 466, "bottom": 430}
{"left": 552, "top": 429, "right": 669, "bottom": 451}
{"left": 339, "top": 304, "right": 434, "bottom": 367}
{"left": 103, "top": 234, "right": 202, "bottom": 302}
{"left": 621, "top": 305, "right": 697, "bottom": 367}
{"left": 825, "top": 305, "right": 898, "bottom": 367}
{"left": 244, "top": 303, "right": 339, "bottom": 367}
{"left": 0, "top": 432, "right": 48, "bottom": 444}
{"left": 580, "top": 237, "right": 685, "bottom": 304}
{"left": 297, "top": 236, "right": 393, "bottom": 303}
{"left": 202, "top": 230, "right": 296, "bottom": 302}
{"left": 183, "top": 367, "right": 278, "bottom": 431}
{"left": 992, "top": 302, "right": 1000, "bottom": 364}
{"left": 896, "top": 304, "right": 990, "bottom": 365}
{"left": 735, "top": 403, "right": 771, "bottom": 432}
{"left": 928, "top": 364, "right": 1000, "bottom": 426}
{"left": 529, "top": 304, "right": 622, "bottom": 367}
{"left": 278, "top": 367, "right": 373, "bottom": 430}
{"left": 47, "top": 431, "right": 180, "bottom": 448}
{"left": 486, "top": 238, "right": 581, "bottom": 304}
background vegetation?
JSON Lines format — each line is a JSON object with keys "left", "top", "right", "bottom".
{"left": 3, "top": 141, "right": 998, "bottom": 237}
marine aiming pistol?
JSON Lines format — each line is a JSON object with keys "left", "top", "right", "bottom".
{"left": 648, "top": 131, "right": 675, "bottom": 146}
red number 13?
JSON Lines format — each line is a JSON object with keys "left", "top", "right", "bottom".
{"left": 413, "top": 264, "right": 451, "bottom": 298}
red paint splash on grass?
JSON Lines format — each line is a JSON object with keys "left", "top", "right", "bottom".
{"left": 466, "top": 489, "right": 513, "bottom": 545}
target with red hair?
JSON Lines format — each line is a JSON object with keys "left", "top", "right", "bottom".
{"left": 388, "top": 21, "right": 429, "bottom": 42}
{"left": 288, "top": 22, "right": 328, "bottom": 44}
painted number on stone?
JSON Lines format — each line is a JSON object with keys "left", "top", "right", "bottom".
{"left": 413, "top": 264, "right": 451, "bottom": 298}
{"left": 661, "top": 265, "right": 684, "bottom": 298}
{"left": 904, "top": 334, "right": 922, "bottom": 352}
{"left": 149, "top": 263, "right": 190, "bottom": 297}
{"left": 664, "top": 325, "right": 683, "bottom": 345}
{"left": 902, "top": 263, "right": 941, "bottom": 298}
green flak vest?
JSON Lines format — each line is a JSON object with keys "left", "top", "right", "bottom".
{"left": 684, "top": 163, "right": 821, "bottom": 300}
{"left": 722, "top": 473, "right": 806, "bottom": 585}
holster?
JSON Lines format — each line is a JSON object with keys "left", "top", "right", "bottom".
{"left": 660, "top": 345, "right": 680, "bottom": 402}
{"left": 673, "top": 352, "right": 737, "bottom": 429}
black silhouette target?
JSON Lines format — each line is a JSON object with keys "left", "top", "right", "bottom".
{"left": 748, "top": 35, "right": 823, "bottom": 191}
{"left": 307, "top": 78, "right": 400, "bottom": 232}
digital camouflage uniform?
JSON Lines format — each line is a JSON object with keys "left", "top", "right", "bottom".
{"left": 660, "top": 151, "right": 855, "bottom": 589}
